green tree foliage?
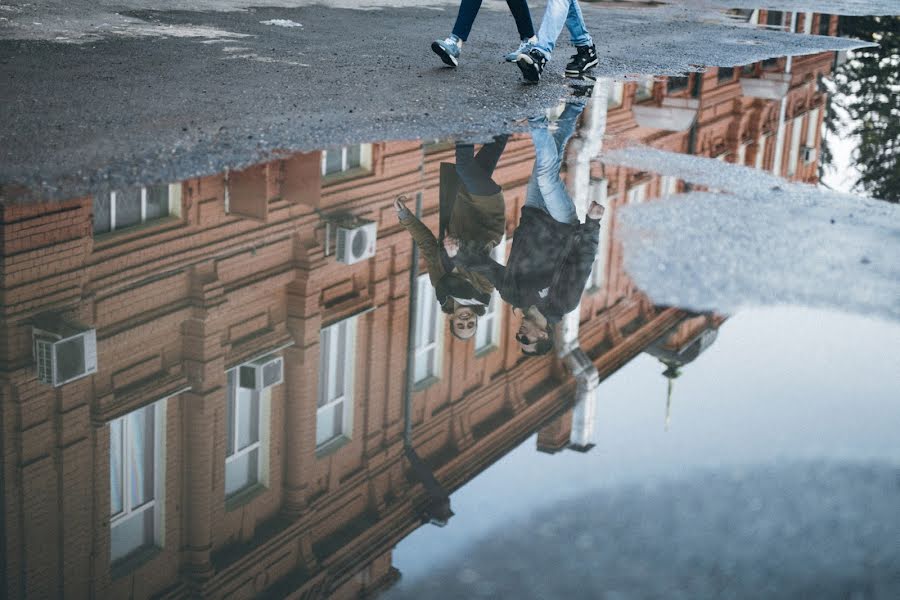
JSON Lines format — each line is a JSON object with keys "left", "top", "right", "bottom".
{"left": 824, "top": 16, "right": 900, "bottom": 203}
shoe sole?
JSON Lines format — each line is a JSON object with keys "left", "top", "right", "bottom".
{"left": 564, "top": 57, "right": 599, "bottom": 77}
{"left": 516, "top": 54, "right": 541, "bottom": 83}
{"left": 431, "top": 42, "right": 458, "bottom": 67}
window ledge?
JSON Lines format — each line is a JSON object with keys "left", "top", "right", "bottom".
{"left": 474, "top": 344, "right": 499, "bottom": 359}
{"left": 321, "top": 167, "right": 373, "bottom": 186}
{"left": 93, "top": 215, "right": 183, "bottom": 249}
{"left": 110, "top": 545, "right": 163, "bottom": 580}
{"left": 315, "top": 434, "right": 351, "bottom": 459}
{"left": 225, "top": 483, "right": 268, "bottom": 512}
{"left": 412, "top": 375, "right": 440, "bottom": 392}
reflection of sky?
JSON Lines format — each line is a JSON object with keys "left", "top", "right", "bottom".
{"left": 393, "top": 307, "right": 900, "bottom": 586}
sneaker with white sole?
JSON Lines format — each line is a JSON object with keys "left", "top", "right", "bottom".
{"left": 431, "top": 35, "right": 461, "bottom": 67}
{"left": 505, "top": 35, "right": 538, "bottom": 62}
{"left": 565, "top": 44, "right": 599, "bottom": 76}
{"left": 516, "top": 47, "right": 546, "bottom": 83}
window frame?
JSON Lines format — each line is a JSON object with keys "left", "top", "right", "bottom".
{"left": 224, "top": 369, "right": 272, "bottom": 500}
{"left": 94, "top": 183, "right": 181, "bottom": 235}
{"left": 413, "top": 273, "right": 444, "bottom": 386}
{"left": 316, "top": 316, "right": 358, "bottom": 451}
{"left": 109, "top": 398, "right": 167, "bottom": 565}
{"left": 321, "top": 144, "right": 373, "bottom": 178}
{"left": 475, "top": 238, "right": 507, "bottom": 355}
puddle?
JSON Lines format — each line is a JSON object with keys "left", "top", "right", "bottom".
{"left": 1, "top": 6, "right": 898, "bottom": 600}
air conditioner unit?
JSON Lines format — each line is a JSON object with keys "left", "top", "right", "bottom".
{"left": 239, "top": 355, "right": 284, "bottom": 391}
{"left": 32, "top": 319, "right": 98, "bottom": 387}
{"left": 802, "top": 146, "right": 817, "bottom": 163}
{"left": 335, "top": 219, "right": 377, "bottom": 265}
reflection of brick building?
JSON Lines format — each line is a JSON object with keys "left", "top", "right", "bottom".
{"left": 1, "top": 119, "right": 696, "bottom": 598}
{"left": 5, "top": 13, "right": 836, "bottom": 596}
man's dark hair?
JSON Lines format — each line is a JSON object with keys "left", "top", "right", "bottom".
{"left": 521, "top": 325, "right": 554, "bottom": 356}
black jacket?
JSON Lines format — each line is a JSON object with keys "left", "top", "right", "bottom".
{"left": 457, "top": 206, "right": 601, "bottom": 323}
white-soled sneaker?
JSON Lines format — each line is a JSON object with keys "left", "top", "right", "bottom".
{"left": 505, "top": 35, "right": 537, "bottom": 62}
{"left": 431, "top": 35, "right": 462, "bottom": 67}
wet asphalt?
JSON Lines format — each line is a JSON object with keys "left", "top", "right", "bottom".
{"left": 0, "top": 3, "right": 874, "bottom": 200}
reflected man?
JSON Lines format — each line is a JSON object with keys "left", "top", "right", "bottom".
{"left": 456, "top": 103, "right": 604, "bottom": 355}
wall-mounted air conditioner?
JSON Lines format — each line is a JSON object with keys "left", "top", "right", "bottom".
{"left": 802, "top": 146, "right": 817, "bottom": 163}
{"left": 324, "top": 216, "right": 377, "bottom": 265}
{"left": 32, "top": 318, "right": 98, "bottom": 387}
{"left": 239, "top": 355, "right": 284, "bottom": 391}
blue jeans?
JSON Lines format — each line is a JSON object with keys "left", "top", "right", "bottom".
{"left": 452, "top": 0, "right": 535, "bottom": 42}
{"left": 534, "top": 0, "right": 593, "bottom": 60}
{"left": 524, "top": 102, "right": 585, "bottom": 225}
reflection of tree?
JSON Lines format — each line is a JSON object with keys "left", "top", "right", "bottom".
{"left": 823, "top": 17, "right": 900, "bottom": 203}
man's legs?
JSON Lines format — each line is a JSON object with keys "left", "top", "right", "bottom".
{"left": 564, "top": 0, "right": 593, "bottom": 48}
{"left": 525, "top": 118, "right": 578, "bottom": 224}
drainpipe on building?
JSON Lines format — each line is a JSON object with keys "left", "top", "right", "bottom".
{"left": 772, "top": 12, "right": 799, "bottom": 177}
{"left": 555, "top": 80, "right": 609, "bottom": 451}
{"left": 402, "top": 189, "right": 453, "bottom": 526}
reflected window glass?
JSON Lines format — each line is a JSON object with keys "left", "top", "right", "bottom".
{"left": 317, "top": 317, "right": 357, "bottom": 448}
{"left": 109, "top": 400, "right": 163, "bottom": 563}
{"left": 93, "top": 185, "right": 173, "bottom": 235}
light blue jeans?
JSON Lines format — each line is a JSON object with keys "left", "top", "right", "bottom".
{"left": 524, "top": 102, "right": 586, "bottom": 225}
{"left": 534, "top": 0, "right": 593, "bottom": 60}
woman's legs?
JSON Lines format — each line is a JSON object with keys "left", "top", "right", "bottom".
{"left": 455, "top": 137, "right": 507, "bottom": 197}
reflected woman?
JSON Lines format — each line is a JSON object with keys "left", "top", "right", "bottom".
{"left": 395, "top": 135, "right": 509, "bottom": 341}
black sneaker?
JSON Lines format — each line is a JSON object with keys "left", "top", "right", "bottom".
{"left": 516, "top": 48, "right": 546, "bottom": 83}
{"left": 565, "top": 44, "right": 598, "bottom": 77}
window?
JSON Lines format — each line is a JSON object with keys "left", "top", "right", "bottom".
{"left": 818, "top": 15, "right": 831, "bottom": 36}
{"left": 667, "top": 76, "right": 689, "bottom": 94}
{"left": 805, "top": 108, "right": 820, "bottom": 150}
{"left": 225, "top": 369, "right": 271, "bottom": 497}
{"left": 660, "top": 175, "right": 679, "bottom": 197}
{"left": 475, "top": 239, "right": 506, "bottom": 354}
{"left": 627, "top": 182, "right": 648, "bottom": 204}
{"left": 801, "top": 12, "right": 814, "bottom": 34}
{"left": 737, "top": 142, "right": 750, "bottom": 166}
{"left": 717, "top": 67, "right": 735, "bottom": 82}
{"left": 317, "top": 317, "right": 357, "bottom": 448}
{"left": 766, "top": 10, "right": 784, "bottom": 27}
{"left": 634, "top": 77, "right": 654, "bottom": 102}
{"left": 787, "top": 115, "right": 805, "bottom": 176}
{"left": 608, "top": 81, "right": 624, "bottom": 108}
{"left": 109, "top": 400, "right": 165, "bottom": 563}
{"left": 321, "top": 144, "right": 373, "bottom": 177}
{"left": 94, "top": 184, "right": 180, "bottom": 235}
{"left": 413, "top": 274, "right": 443, "bottom": 384}
{"left": 755, "top": 135, "right": 768, "bottom": 169}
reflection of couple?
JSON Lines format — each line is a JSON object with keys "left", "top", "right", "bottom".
{"left": 396, "top": 101, "right": 604, "bottom": 355}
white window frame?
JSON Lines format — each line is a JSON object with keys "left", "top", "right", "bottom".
{"left": 224, "top": 369, "right": 271, "bottom": 498}
{"left": 586, "top": 180, "right": 612, "bottom": 294}
{"left": 413, "top": 273, "right": 444, "bottom": 385}
{"left": 787, "top": 115, "right": 805, "bottom": 176}
{"left": 95, "top": 183, "right": 181, "bottom": 234}
{"left": 627, "top": 182, "right": 648, "bottom": 204}
{"left": 109, "top": 398, "right": 167, "bottom": 563}
{"left": 755, "top": 135, "right": 768, "bottom": 170}
{"left": 321, "top": 144, "right": 373, "bottom": 177}
{"left": 805, "top": 108, "right": 820, "bottom": 157}
{"left": 475, "top": 238, "right": 507, "bottom": 354}
{"left": 317, "top": 316, "right": 357, "bottom": 449}
{"left": 660, "top": 175, "right": 679, "bottom": 197}
{"left": 608, "top": 81, "right": 625, "bottom": 108}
